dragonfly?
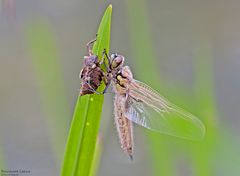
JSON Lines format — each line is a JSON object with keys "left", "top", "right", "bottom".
{"left": 79, "top": 36, "right": 105, "bottom": 96}
{"left": 102, "top": 50, "right": 206, "bottom": 160}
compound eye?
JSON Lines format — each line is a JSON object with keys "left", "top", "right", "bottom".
{"left": 111, "top": 55, "right": 123, "bottom": 69}
{"left": 111, "top": 53, "right": 118, "bottom": 59}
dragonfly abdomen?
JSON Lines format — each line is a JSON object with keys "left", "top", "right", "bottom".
{"left": 114, "top": 94, "right": 133, "bottom": 159}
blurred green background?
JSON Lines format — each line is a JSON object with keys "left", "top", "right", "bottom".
{"left": 1, "top": 0, "right": 240, "bottom": 176}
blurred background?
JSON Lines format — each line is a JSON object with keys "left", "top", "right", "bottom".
{"left": 1, "top": 0, "right": 240, "bottom": 175}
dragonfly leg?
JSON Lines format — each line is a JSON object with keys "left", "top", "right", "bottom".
{"left": 103, "top": 48, "right": 111, "bottom": 69}
{"left": 100, "top": 49, "right": 109, "bottom": 71}
{"left": 86, "top": 34, "right": 98, "bottom": 55}
{"left": 103, "top": 79, "right": 111, "bottom": 94}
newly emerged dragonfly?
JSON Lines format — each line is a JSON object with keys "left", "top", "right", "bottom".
{"left": 79, "top": 37, "right": 105, "bottom": 96}
{"left": 102, "top": 50, "right": 206, "bottom": 159}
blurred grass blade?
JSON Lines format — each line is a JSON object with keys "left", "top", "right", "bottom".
{"left": 0, "top": 140, "right": 5, "bottom": 169}
{"left": 191, "top": 36, "right": 218, "bottom": 176}
{"left": 61, "top": 5, "right": 112, "bottom": 176}
{"left": 193, "top": 37, "right": 217, "bottom": 125}
{"left": 124, "top": 0, "right": 175, "bottom": 175}
{"left": 25, "top": 19, "right": 70, "bottom": 165}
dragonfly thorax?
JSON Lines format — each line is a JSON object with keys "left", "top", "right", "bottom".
{"left": 120, "top": 66, "right": 133, "bottom": 80}
{"left": 113, "top": 66, "right": 133, "bottom": 95}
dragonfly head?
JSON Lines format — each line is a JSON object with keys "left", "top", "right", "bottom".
{"left": 84, "top": 55, "right": 99, "bottom": 67}
{"left": 110, "top": 53, "right": 125, "bottom": 70}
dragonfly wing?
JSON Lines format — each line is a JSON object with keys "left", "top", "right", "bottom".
{"left": 126, "top": 80, "right": 206, "bottom": 140}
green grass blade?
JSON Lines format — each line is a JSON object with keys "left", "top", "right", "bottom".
{"left": 89, "top": 135, "right": 103, "bottom": 176}
{"left": 61, "top": 5, "right": 112, "bottom": 176}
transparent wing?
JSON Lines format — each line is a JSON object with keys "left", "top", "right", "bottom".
{"left": 125, "top": 80, "right": 206, "bottom": 140}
